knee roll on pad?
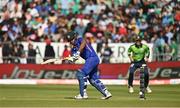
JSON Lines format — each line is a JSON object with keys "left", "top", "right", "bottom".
{"left": 76, "top": 70, "right": 85, "bottom": 79}
{"left": 89, "top": 79, "right": 100, "bottom": 88}
{"left": 89, "top": 79, "right": 106, "bottom": 90}
{"left": 89, "top": 79, "right": 103, "bottom": 87}
{"left": 76, "top": 70, "right": 87, "bottom": 82}
{"left": 89, "top": 79, "right": 96, "bottom": 86}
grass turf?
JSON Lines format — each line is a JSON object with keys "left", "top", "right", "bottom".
{"left": 0, "top": 84, "right": 180, "bottom": 107}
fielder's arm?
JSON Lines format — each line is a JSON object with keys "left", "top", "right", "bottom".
{"left": 145, "top": 45, "right": 150, "bottom": 62}
{"left": 128, "top": 46, "right": 134, "bottom": 63}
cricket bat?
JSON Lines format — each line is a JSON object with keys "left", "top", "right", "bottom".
{"left": 40, "top": 58, "right": 59, "bottom": 64}
{"left": 40, "top": 57, "right": 73, "bottom": 64}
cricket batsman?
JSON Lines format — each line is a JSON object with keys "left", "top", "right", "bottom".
{"left": 65, "top": 31, "right": 112, "bottom": 99}
{"left": 128, "top": 36, "right": 152, "bottom": 93}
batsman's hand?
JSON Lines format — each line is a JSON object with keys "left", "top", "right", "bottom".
{"left": 72, "top": 51, "right": 80, "bottom": 61}
{"left": 63, "top": 56, "right": 75, "bottom": 64}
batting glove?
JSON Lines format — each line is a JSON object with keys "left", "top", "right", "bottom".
{"left": 72, "top": 51, "right": 80, "bottom": 60}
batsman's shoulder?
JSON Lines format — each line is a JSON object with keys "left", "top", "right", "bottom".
{"left": 77, "top": 36, "right": 83, "bottom": 40}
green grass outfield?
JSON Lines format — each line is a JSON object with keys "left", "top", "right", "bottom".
{"left": 0, "top": 85, "right": 180, "bottom": 107}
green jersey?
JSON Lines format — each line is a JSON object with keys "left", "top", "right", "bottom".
{"left": 170, "top": 41, "right": 178, "bottom": 57}
{"left": 128, "top": 44, "right": 150, "bottom": 62}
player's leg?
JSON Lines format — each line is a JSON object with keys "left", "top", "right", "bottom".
{"left": 88, "top": 66, "right": 112, "bottom": 99}
{"left": 83, "top": 78, "right": 88, "bottom": 95}
{"left": 144, "top": 66, "right": 152, "bottom": 93}
{"left": 75, "top": 70, "right": 88, "bottom": 99}
{"left": 128, "top": 63, "right": 137, "bottom": 93}
{"left": 75, "top": 57, "right": 98, "bottom": 99}
{"left": 139, "top": 65, "right": 146, "bottom": 99}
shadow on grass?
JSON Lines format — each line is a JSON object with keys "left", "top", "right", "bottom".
{"left": 64, "top": 97, "right": 97, "bottom": 100}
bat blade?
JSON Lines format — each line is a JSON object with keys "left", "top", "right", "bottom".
{"left": 40, "top": 58, "right": 58, "bottom": 64}
{"left": 40, "top": 57, "right": 74, "bottom": 64}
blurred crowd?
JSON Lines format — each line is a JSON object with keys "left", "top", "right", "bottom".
{"left": 0, "top": 0, "right": 179, "bottom": 64}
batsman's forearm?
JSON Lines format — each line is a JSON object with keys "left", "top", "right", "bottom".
{"left": 41, "top": 58, "right": 58, "bottom": 64}
{"left": 78, "top": 38, "right": 86, "bottom": 53}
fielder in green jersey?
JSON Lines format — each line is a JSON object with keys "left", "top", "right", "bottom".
{"left": 127, "top": 36, "right": 152, "bottom": 94}
{"left": 128, "top": 42, "right": 150, "bottom": 62}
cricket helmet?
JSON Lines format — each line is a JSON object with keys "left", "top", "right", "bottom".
{"left": 65, "top": 31, "right": 78, "bottom": 42}
{"left": 135, "top": 36, "right": 141, "bottom": 41}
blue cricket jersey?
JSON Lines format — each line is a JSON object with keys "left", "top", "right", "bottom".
{"left": 71, "top": 37, "right": 98, "bottom": 60}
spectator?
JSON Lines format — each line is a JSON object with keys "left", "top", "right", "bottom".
{"left": 165, "top": 26, "right": 174, "bottom": 45}
{"left": 19, "top": 44, "right": 27, "bottom": 64}
{"left": 0, "top": 0, "right": 179, "bottom": 63}
{"left": 138, "top": 19, "right": 148, "bottom": 33}
{"left": 61, "top": 45, "right": 71, "bottom": 64}
{"left": 169, "top": 38, "right": 178, "bottom": 61}
{"left": 0, "top": 0, "right": 178, "bottom": 45}
{"left": 0, "top": 42, "right": 2, "bottom": 63}
{"left": 154, "top": 34, "right": 166, "bottom": 61}
{"left": 44, "top": 39, "right": 55, "bottom": 62}
{"left": 12, "top": 43, "right": 21, "bottom": 63}
{"left": 118, "top": 23, "right": 128, "bottom": 37}
{"left": 27, "top": 43, "right": 36, "bottom": 64}
{"left": 2, "top": 42, "right": 10, "bottom": 63}
{"left": 60, "top": 0, "right": 72, "bottom": 15}
{"left": 75, "top": 20, "right": 86, "bottom": 37}
{"left": 128, "top": 18, "right": 139, "bottom": 35}
{"left": 84, "top": 0, "right": 97, "bottom": 14}
{"left": 175, "top": 10, "right": 180, "bottom": 21}
{"left": 2, "top": 34, "right": 12, "bottom": 63}
{"left": 10, "top": 6, "right": 22, "bottom": 19}
{"left": 62, "top": 45, "right": 71, "bottom": 58}
{"left": 101, "top": 42, "right": 113, "bottom": 63}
